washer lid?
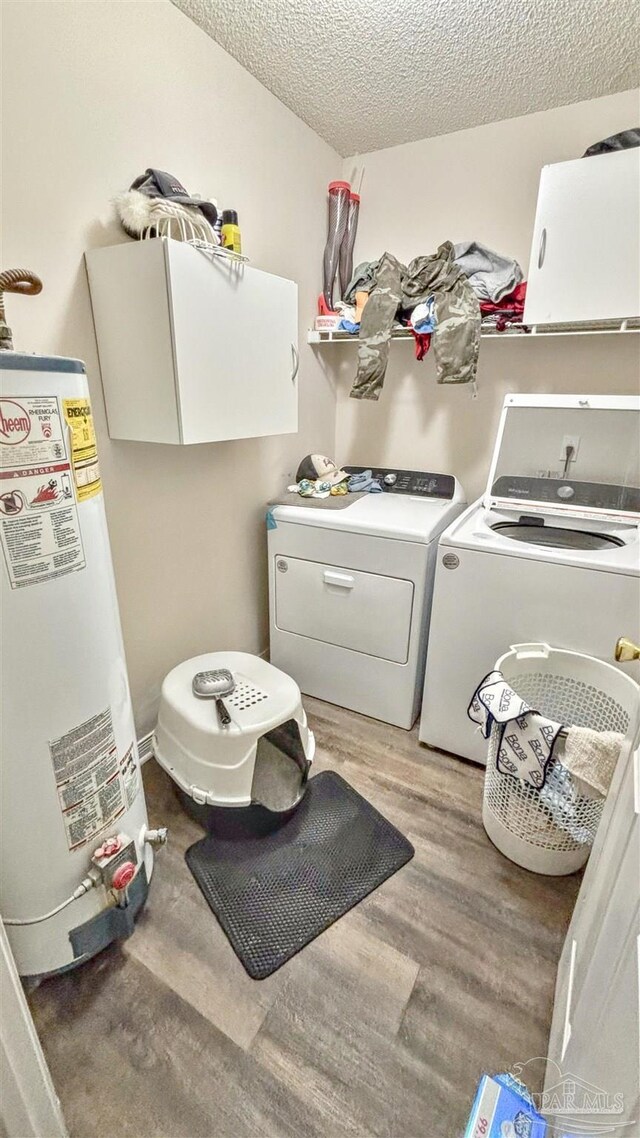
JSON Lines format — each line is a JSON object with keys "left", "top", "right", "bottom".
{"left": 270, "top": 487, "right": 464, "bottom": 543}
{"left": 485, "top": 394, "right": 640, "bottom": 523}
{"left": 440, "top": 499, "right": 640, "bottom": 575}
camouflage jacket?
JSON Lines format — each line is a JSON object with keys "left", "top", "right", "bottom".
{"left": 350, "top": 242, "right": 480, "bottom": 400}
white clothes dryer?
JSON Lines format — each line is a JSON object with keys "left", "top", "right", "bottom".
{"left": 268, "top": 468, "right": 466, "bottom": 729}
{"left": 419, "top": 394, "right": 640, "bottom": 764}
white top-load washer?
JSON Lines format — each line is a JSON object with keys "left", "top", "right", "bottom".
{"left": 419, "top": 394, "right": 640, "bottom": 765}
{"left": 268, "top": 468, "right": 466, "bottom": 729}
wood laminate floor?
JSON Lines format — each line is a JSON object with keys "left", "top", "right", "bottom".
{"left": 29, "top": 698, "right": 581, "bottom": 1138}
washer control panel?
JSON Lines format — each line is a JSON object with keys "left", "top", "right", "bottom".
{"left": 492, "top": 475, "right": 640, "bottom": 513}
{"left": 345, "top": 467, "right": 455, "bottom": 499}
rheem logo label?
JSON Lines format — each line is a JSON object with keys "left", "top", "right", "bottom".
{"left": 0, "top": 400, "right": 31, "bottom": 444}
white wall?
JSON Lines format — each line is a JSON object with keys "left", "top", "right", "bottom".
{"left": 335, "top": 91, "right": 640, "bottom": 498}
{"left": 2, "top": 1, "right": 340, "bottom": 734}
{"left": 3, "top": 6, "right": 638, "bottom": 736}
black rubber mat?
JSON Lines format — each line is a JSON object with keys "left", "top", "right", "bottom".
{"left": 184, "top": 771, "right": 414, "bottom": 979}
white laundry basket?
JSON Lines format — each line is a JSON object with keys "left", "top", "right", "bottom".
{"left": 482, "top": 643, "right": 639, "bottom": 875}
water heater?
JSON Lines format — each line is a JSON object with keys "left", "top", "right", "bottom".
{"left": 0, "top": 351, "right": 161, "bottom": 978}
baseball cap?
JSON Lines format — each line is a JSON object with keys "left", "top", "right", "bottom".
{"left": 129, "top": 169, "right": 218, "bottom": 228}
{"left": 296, "top": 455, "right": 348, "bottom": 488}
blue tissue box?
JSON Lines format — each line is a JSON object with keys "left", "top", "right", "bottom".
{"left": 465, "top": 1073, "right": 547, "bottom": 1137}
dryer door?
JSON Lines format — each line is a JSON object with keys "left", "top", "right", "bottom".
{"left": 274, "top": 557, "right": 414, "bottom": 663}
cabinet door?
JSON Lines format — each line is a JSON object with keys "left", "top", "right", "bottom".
{"left": 545, "top": 744, "right": 640, "bottom": 1134}
{"left": 86, "top": 240, "right": 182, "bottom": 443}
{"left": 524, "top": 148, "right": 640, "bottom": 324}
{"left": 168, "top": 242, "right": 298, "bottom": 444}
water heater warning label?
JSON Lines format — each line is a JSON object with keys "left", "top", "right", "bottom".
{"left": 62, "top": 398, "right": 102, "bottom": 502}
{"left": 49, "top": 707, "right": 139, "bottom": 850}
{"left": 0, "top": 395, "right": 85, "bottom": 589}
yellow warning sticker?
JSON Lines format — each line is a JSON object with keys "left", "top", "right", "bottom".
{"left": 62, "top": 398, "right": 102, "bottom": 501}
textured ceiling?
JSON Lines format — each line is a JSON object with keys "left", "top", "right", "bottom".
{"left": 172, "top": 0, "right": 639, "bottom": 156}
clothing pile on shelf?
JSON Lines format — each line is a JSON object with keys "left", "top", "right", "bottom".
{"left": 285, "top": 454, "right": 382, "bottom": 499}
{"left": 453, "top": 241, "right": 527, "bottom": 332}
{"left": 334, "top": 241, "right": 526, "bottom": 400}
{"left": 344, "top": 243, "right": 482, "bottom": 399}
{"left": 479, "top": 281, "right": 527, "bottom": 332}
{"left": 468, "top": 669, "right": 624, "bottom": 845}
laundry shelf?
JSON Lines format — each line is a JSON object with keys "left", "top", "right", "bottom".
{"left": 307, "top": 318, "right": 640, "bottom": 344}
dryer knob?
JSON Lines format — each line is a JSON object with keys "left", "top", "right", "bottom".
{"left": 557, "top": 485, "right": 575, "bottom": 500}
{"left": 384, "top": 473, "right": 397, "bottom": 486}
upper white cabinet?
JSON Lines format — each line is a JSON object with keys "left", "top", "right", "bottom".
{"left": 86, "top": 238, "right": 299, "bottom": 444}
{"left": 524, "top": 148, "right": 640, "bottom": 325}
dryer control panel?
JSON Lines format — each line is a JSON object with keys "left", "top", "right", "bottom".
{"left": 344, "top": 467, "right": 455, "bottom": 499}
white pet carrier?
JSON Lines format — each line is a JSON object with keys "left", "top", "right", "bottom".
{"left": 153, "top": 652, "right": 314, "bottom": 816}
{"left": 482, "top": 643, "right": 639, "bottom": 874}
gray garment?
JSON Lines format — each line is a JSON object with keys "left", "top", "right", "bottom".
{"left": 343, "top": 259, "right": 380, "bottom": 305}
{"left": 453, "top": 241, "right": 523, "bottom": 303}
{"left": 350, "top": 242, "right": 481, "bottom": 400}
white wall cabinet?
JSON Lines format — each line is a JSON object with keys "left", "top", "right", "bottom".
{"left": 545, "top": 734, "right": 640, "bottom": 1134}
{"left": 524, "top": 148, "right": 640, "bottom": 325}
{"left": 86, "top": 238, "right": 298, "bottom": 444}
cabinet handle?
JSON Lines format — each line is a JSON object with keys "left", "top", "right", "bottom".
{"left": 291, "top": 343, "right": 299, "bottom": 383}
{"left": 538, "top": 227, "right": 547, "bottom": 269}
{"left": 323, "top": 570, "right": 354, "bottom": 589}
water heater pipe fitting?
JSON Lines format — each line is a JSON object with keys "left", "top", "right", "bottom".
{"left": 141, "top": 826, "right": 168, "bottom": 848}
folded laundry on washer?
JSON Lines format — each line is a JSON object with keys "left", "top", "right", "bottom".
{"left": 453, "top": 241, "right": 523, "bottom": 303}
{"left": 562, "top": 726, "right": 624, "bottom": 797}
{"left": 349, "top": 243, "right": 480, "bottom": 400}
{"left": 288, "top": 479, "right": 331, "bottom": 498}
{"left": 347, "top": 469, "right": 383, "bottom": 493}
{"left": 468, "top": 670, "right": 563, "bottom": 789}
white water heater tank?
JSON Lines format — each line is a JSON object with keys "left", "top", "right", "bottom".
{"left": 0, "top": 352, "right": 155, "bottom": 978}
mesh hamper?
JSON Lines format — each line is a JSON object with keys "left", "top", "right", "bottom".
{"left": 482, "top": 643, "right": 639, "bottom": 875}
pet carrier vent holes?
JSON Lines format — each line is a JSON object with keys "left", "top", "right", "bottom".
{"left": 227, "top": 682, "right": 269, "bottom": 711}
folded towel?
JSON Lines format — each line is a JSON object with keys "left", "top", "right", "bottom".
{"left": 563, "top": 727, "right": 624, "bottom": 797}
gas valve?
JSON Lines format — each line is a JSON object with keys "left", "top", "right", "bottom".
{"left": 92, "top": 832, "right": 139, "bottom": 904}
